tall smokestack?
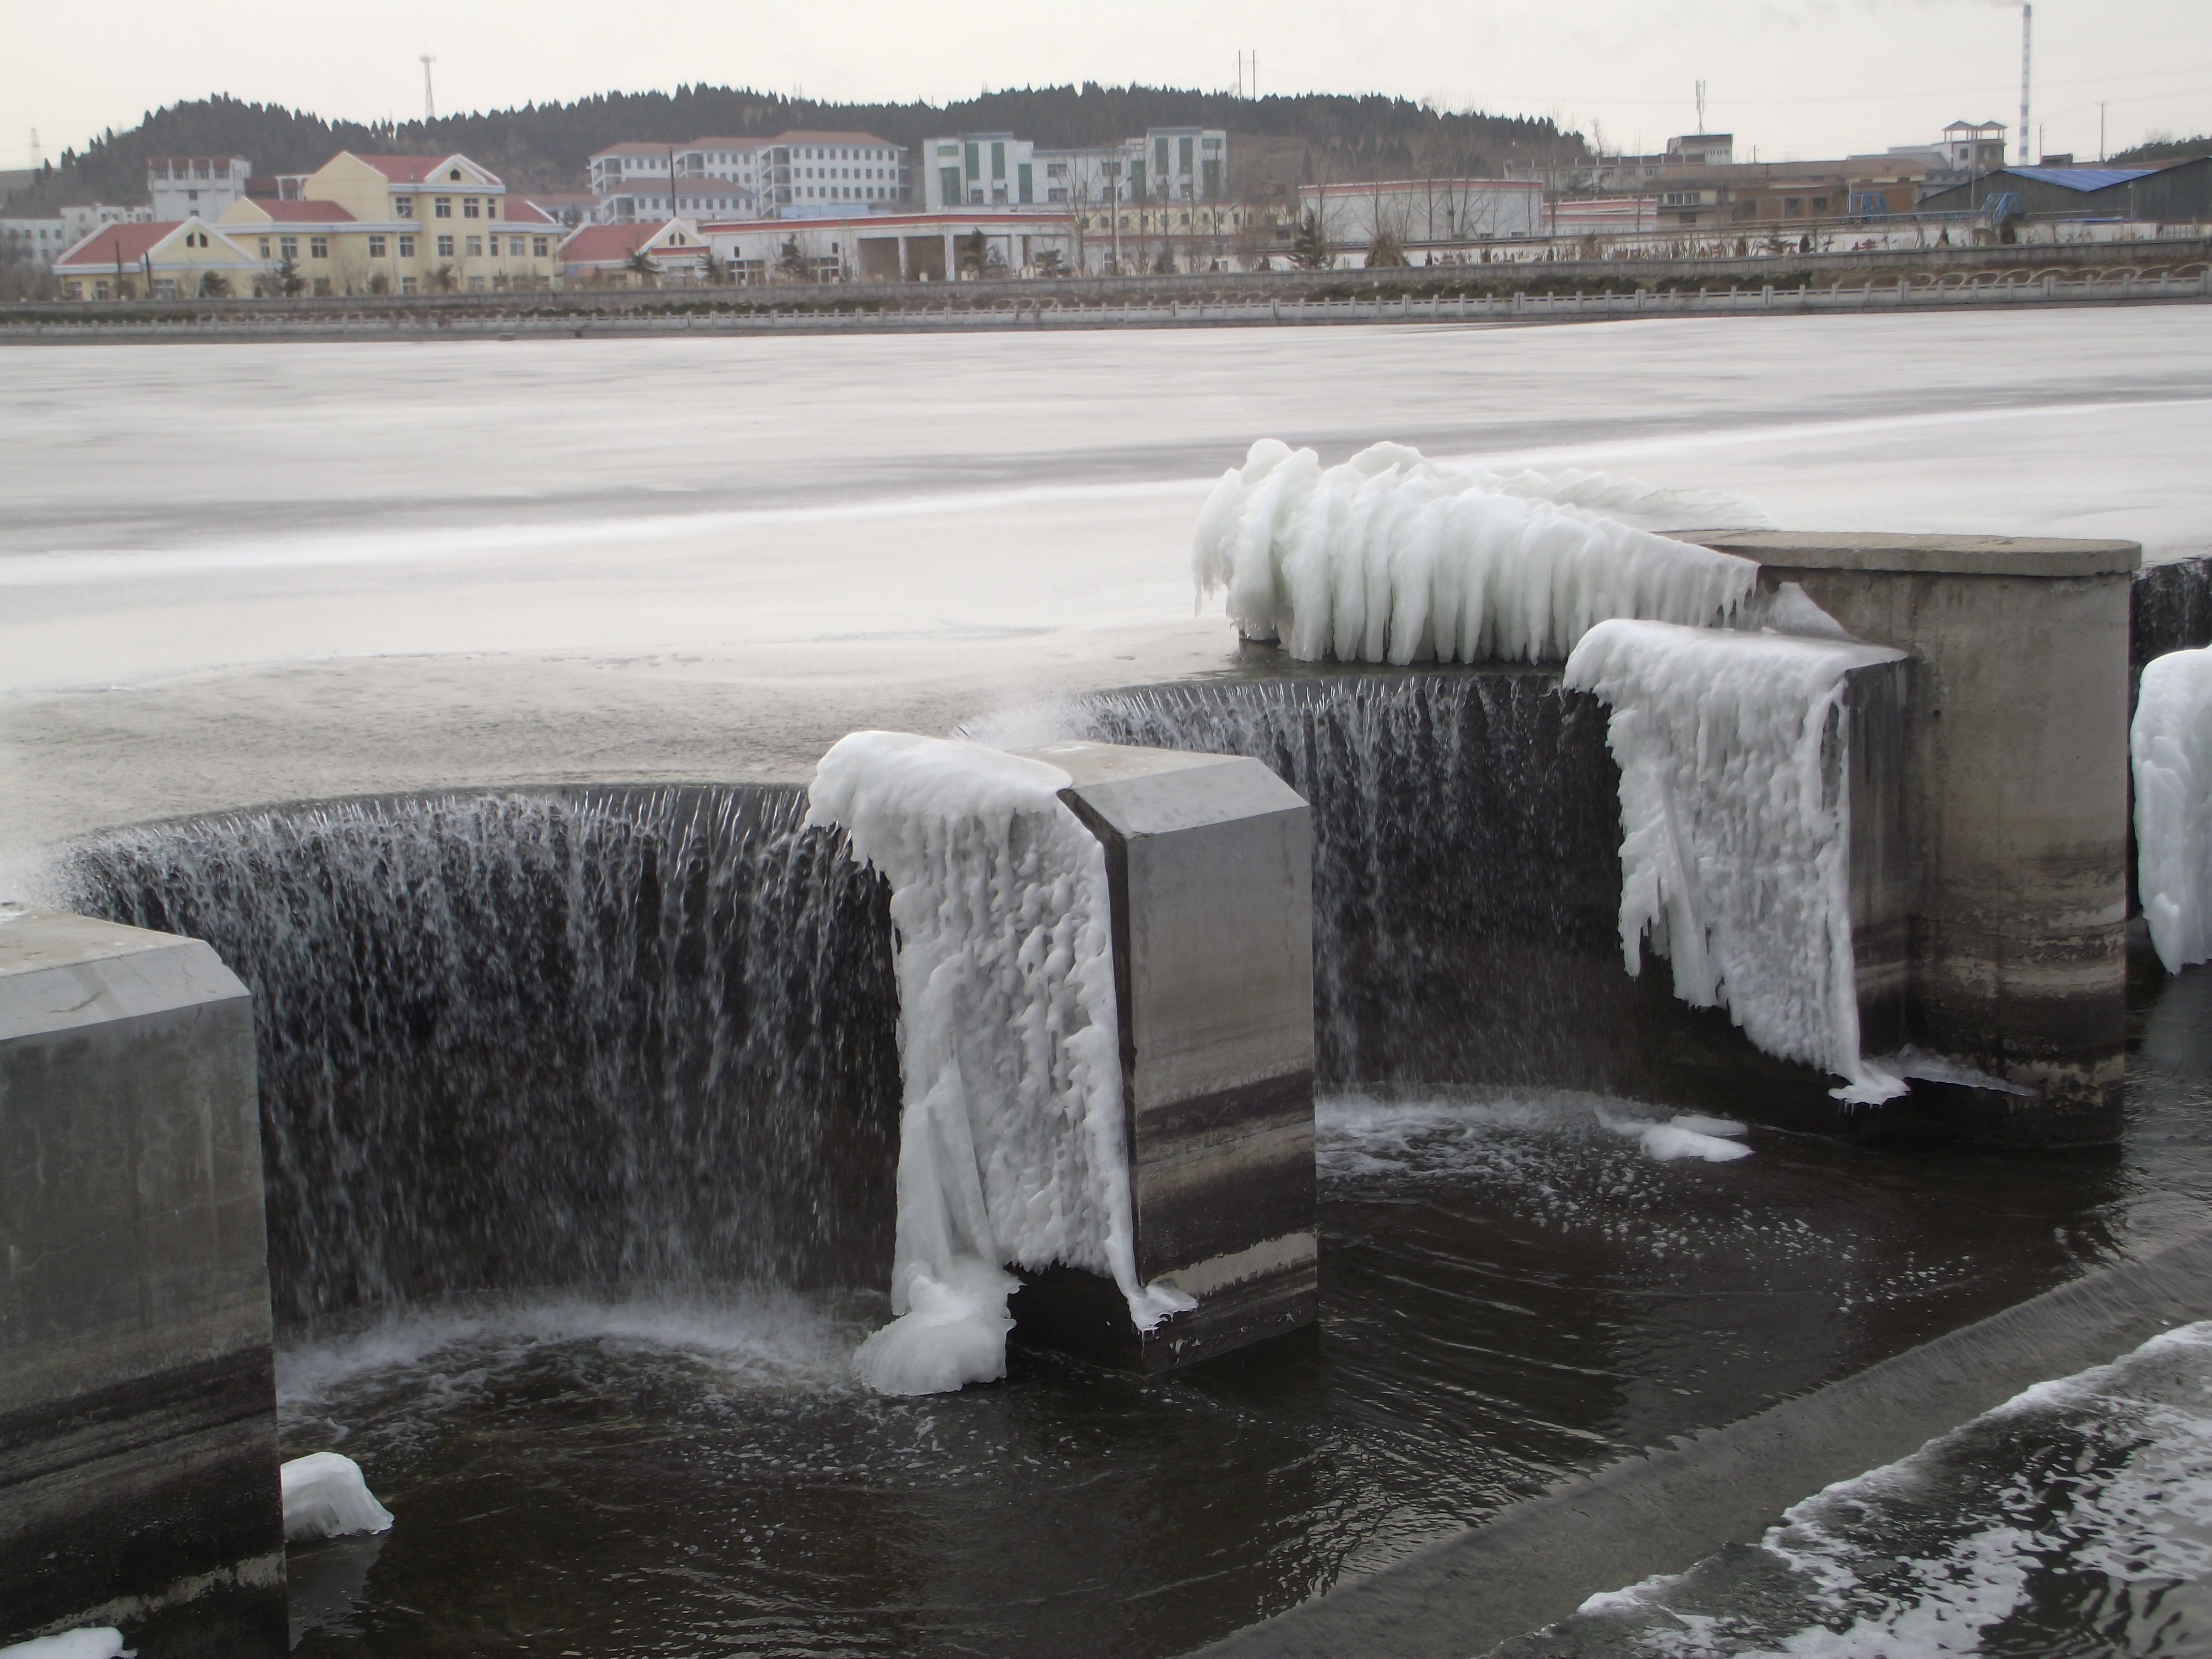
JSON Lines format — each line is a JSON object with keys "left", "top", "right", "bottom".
{"left": 2019, "top": 4, "right": 2032, "bottom": 166}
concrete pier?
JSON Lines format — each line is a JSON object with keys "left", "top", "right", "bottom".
{"left": 1692, "top": 533, "right": 2142, "bottom": 1141}
{"left": 0, "top": 904, "right": 285, "bottom": 1655}
{"left": 1012, "top": 741, "right": 1318, "bottom": 1372}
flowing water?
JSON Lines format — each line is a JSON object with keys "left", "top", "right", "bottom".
{"left": 57, "top": 666, "right": 2212, "bottom": 1656}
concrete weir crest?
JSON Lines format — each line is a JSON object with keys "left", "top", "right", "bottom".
{"left": 0, "top": 902, "right": 287, "bottom": 1654}
{"left": 1010, "top": 740, "right": 1319, "bottom": 1372}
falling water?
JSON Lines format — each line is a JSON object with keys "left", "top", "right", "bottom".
{"left": 63, "top": 786, "right": 901, "bottom": 1325}
{"left": 984, "top": 666, "right": 1854, "bottom": 1124}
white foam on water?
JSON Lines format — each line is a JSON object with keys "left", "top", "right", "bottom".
{"left": 1315, "top": 1091, "right": 1788, "bottom": 1265}
{"left": 1190, "top": 440, "right": 1763, "bottom": 664}
{"left": 807, "top": 731, "right": 1191, "bottom": 1396}
{"left": 280, "top": 1451, "right": 394, "bottom": 1542}
{"left": 1538, "top": 1322, "right": 2212, "bottom": 1657}
{"left": 275, "top": 1289, "right": 867, "bottom": 1408}
{"left": 2133, "top": 645, "right": 2212, "bottom": 974}
{"left": 1564, "top": 620, "right": 1908, "bottom": 1103}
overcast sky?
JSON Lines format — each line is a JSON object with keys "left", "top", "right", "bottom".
{"left": 9, "top": 0, "right": 2209, "bottom": 173}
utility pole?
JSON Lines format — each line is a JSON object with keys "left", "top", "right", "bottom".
{"left": 2018, "top": 3, "right": 2031, "bottom": 166}
{"left": 421, "top": 55, "right": 436, "bottom": 123}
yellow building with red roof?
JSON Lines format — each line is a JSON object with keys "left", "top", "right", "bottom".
{"left": 56, "top": 150, "right": 560, "bottom": 297}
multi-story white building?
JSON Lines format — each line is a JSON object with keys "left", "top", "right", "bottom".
{"left": 0, "top": 217, "right": 74, "bottom": 265}
{"left": 148, "top": 156, "right": 252, "bottom": 220}
{"left": 920, "top": 133, "right": 1038, "bottom": 208}
{"left": 588, "top": 132, "right": 905, "bottom": 222}
{"left": 922, "top": 127, "right": 1229, "bottom": 213}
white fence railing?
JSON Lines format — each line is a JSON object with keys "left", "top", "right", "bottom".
{"left": 8, "top": 267, "right": 2208, "bottom": 341}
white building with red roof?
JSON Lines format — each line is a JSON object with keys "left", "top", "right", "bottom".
{"left": 697, "top": 208, "right": 1075, "bottom": 284}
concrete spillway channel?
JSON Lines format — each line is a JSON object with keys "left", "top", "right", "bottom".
{"left": 5, "top": 533, "right": 2211, "bottom": 1653}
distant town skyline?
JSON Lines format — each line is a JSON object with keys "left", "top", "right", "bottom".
{"left": 10, "top": 0, "right": 2209, "bottom": 174}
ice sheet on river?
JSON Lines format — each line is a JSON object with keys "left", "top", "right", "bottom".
{"left": 808, "top": 733, "right": 1190, "bottom": 1395}
{"left": 1192, "top": 440, "right": 1764, "bottom": 663}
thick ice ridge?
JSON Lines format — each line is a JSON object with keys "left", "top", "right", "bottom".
{"left": 2133, "top": 645, "right": 2212, "bottom": 973}
{"left": 1192, "top": 440, "right": 1762, "bottom": 663}
{"left": 808, "top": 733, "right": 1190, "bottom": 1395}
{"left": 1564, "top": 620, "right": 1906, "bottom": 1101}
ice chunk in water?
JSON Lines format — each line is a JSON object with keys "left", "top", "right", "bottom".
{"left": 0, "top": 1632, "right": 126, "bottom": 1659}
{"left": 2133, "top": 644, "right": 2212, "bottom": 973}
{"left": 1191, "top": 439, "right": 1762, "bottom": 663}
{"left": 1565, "top": 620, "right": 1907, "bottom": 1102}
{"left": 809, "top": 733, "right": 1191, "bottom": 1396}
{"left": 281, "top": 1451, "right": 394, "bottom": 1541}
{"left": 1595, "top": 1104, "right": 1753, "bottom": 1163}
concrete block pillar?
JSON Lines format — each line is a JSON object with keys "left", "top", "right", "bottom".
{"left": 1691, "top": 533, "right": 2141, "bottom": 1141}
{"left": 1, "top": 904, "right": 285, "bottom": 1654}
{"left": 1011, "top": 742, "right": 1318, "bottom": 1372}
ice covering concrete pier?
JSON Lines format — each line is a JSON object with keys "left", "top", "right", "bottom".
{"left": 1014, "top": 741, "right": 1318, "bottom": 1373}
{"left": 0, "top": 904, "right": 285, "bottom": 1655}
{"left": 1689, "top": 531, "right": 2142, "bottom": 1141}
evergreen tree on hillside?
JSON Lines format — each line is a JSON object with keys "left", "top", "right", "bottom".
{"left": 9, "top": 86, "right": 1586, "bottom": 213}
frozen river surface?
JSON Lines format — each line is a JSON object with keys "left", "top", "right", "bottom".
{"left": 5, "top": 305, "right": 2211, "bottom": 867}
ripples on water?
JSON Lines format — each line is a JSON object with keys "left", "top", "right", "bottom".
{"left": 279, "top": 1077, "right": 2212, "bottom": 1657}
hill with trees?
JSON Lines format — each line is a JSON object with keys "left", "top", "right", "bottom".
{"left": 2108, "top": 133, "right": 2212, "bottom": 166}
{"left": 5, "top": 85, "right": 1588, "bottom": 213}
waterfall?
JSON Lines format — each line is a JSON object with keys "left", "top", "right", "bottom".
{"left": 62, "top": 786, "right": 901, "bottom": 1326}
{"left": 973, "top": 668, "right": 1865, "bottom": 1124}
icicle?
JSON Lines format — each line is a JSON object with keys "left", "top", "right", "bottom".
{"left": 2133, "top": 645, "right": 2212, "bottom": 973}
{"left": 807, "top": 733, "right": 1191, "bottom": 1396}
{"left": 1193, "top": 440, "right": 1764, "bottom": 662}
{"left": 1563, "top": 620, "right": 1906, "bottom": 1102}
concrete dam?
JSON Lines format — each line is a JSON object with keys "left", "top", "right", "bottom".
{"left": 10, "top": 507, "right": 2212, "bottom": 1655}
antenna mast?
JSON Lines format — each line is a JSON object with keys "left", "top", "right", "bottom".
{"left": 2018, "top": 4, "right": 2031, "bottom": 166}
{"left": 28, "top": 128, "right": 41, "bottom": 168}
{"left": 421, "top": 55, "right": 437, "bottom": 123}
{"left": 1695, "top": 80, "right": 1706, "bottom": 131}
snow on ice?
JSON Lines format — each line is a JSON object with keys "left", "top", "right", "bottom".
{"left": 1564, "top": 620, "right": 1907, "bottom": 1102}
{"left": 1191, "top": 440, "right": 1762, "bottom": 664}
{"left": 2133, "top": 645, "right": 2212, "bottom": 973}
{"left": 808, "top": 732, "right": 1191, "bottom": 1396}
{"left": 280, "top": 1451, "right": 394, "bottom": 1541}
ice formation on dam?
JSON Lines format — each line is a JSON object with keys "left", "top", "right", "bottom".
{"left": 1564, "top": 620, "right": 1907, "bottom": 1102}
{"left": 2133, "top": 645, "right": 2212, "bottom": 973}
{"left": 1191, "top": 440, "right": 1762, "bottom": 664}
{"left": 281, "top": 1451, "right": 394, "bottom": 1541}
{"left": 808, "top": 733, "right": 1191, "bottom": 1395}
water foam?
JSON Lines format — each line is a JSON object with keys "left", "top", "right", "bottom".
{"left": 1508, "top": 1321, "right": 2212, "bottom": 1657}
